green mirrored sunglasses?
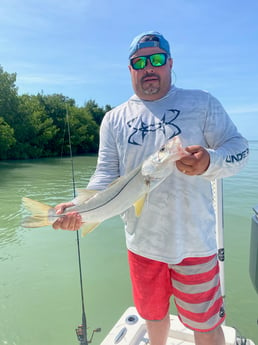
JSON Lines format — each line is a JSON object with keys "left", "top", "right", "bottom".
{"left": 130, "top": 53, "right": 168, "bottom": 70}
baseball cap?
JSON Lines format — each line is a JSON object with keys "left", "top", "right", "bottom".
{"left": 129, "top": 31, "right": 171, "bottom": 58}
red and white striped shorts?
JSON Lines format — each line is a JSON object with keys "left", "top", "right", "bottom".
{"left": 128, "top": 250, "right": 225, "bottom": 332}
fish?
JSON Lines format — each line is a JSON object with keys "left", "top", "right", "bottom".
{"left": 22, "top": 135, "right": 188, "bottom": 236}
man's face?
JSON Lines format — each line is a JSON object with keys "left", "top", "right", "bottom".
{"left": 128, "top": 47, "right": 173, "bottom": 101}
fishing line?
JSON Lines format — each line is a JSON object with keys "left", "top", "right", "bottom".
{"left": 66, "top": 108, "right": 88, "bottom": 345}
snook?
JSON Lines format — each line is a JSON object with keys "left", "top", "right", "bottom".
{"left": 22, "top": 136, "right": 187, "bottom": 236}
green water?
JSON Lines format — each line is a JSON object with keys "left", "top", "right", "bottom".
{"left": 0, "top": 143, "right": 258, "bottom": 345}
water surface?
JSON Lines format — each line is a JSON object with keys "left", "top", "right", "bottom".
{"left": 0, "top": 143, "right": 257, "bottom": 345}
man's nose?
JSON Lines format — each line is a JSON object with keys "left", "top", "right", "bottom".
{"left": 144, "top": 59, "right": 154, "bottom": 72}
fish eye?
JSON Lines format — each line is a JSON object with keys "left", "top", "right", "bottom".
{"left": 160, "top": 146, "right": 165, "bottom": 152}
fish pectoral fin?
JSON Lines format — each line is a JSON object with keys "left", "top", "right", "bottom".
{"left": 133, "top": 194, "right": 147, "bottom": 217}
{"left": 81, "top": 222, "right": 101, "bottom": 237}
{"left": 74, "top": 189, "right": 99, "bottom": 203}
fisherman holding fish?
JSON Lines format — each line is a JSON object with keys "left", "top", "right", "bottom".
{"left": 52, "top": 32, "right": 249, "bottom": 345}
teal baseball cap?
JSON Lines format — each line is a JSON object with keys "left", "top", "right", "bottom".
{"left": 129, "top": 31, "right": 171, "bottom": 58}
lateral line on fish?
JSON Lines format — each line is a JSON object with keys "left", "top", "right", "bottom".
{"left": 77, "top": 166, "right": 145, "bottom": 215}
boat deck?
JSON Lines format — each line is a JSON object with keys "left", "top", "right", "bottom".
{"left": 100, "top": 307, "right": 255, "bottom": 345}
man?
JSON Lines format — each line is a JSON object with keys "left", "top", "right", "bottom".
{"left": 53, "top": 31, "right": 249, "bottom": 345}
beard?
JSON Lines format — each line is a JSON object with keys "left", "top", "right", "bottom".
{"left": 141, "top": 73, "right": 160, "bottom": 95}
{"left": 142, "top": 85, "right": 160, "bottom": 95}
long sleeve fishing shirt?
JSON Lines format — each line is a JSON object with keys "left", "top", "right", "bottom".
{"left": 86, "top": 85, "right": 249, "bottom": 264}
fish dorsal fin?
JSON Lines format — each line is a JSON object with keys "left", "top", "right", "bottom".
{"left": 133, "top": 194, "right": 147, "bottom": 217}
{"left": 81, "top": 222, "right": 100, "bottom": 237}
{"left": 107, "top": 167, "right": 141, "bottom": 188}
{"left": 107, "top": 176, "right": 124, "bottom": 187}
{"left": 74, "top": 189, "right": 98, "bottom": 204}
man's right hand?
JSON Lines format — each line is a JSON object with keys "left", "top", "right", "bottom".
{"left": 52, "top": 202, "right": 82, "bottom": 231}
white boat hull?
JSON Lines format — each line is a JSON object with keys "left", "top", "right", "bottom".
{"left": 100, "top": 307, "right": 255, "bottom": 345}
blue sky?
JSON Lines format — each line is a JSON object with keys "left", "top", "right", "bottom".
{"left": 0, "top": 0, "right": 257, "bottom": 139}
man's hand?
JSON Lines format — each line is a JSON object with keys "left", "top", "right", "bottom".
{"left": 176, "top": 145, "right": 210, "bottom": 176}
{"left": 52, "top": 202, "right": 82, "bottom": 231}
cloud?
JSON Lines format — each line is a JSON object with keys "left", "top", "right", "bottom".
{"left": 228, "top": 105, "right": 258, "bottom": 115}
{"left": 16, "top": 73, "right": 87, "bottom": 86}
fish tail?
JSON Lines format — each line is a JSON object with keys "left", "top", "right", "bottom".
{"left": 22, "top": 197, "right": 53, "bottom": 228}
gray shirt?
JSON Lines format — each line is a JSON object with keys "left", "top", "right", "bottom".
{"left": 87, "top": 85, "right": 249, "bottom": 264}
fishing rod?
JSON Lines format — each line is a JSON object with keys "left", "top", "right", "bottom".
{"left": 66, "top": 108, "right": 101, "bottom": 345}
{"left": 214, "top": 179, "right": 225, "bottom": 300}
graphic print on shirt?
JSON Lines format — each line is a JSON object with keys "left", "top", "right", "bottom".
{"left": 127, "top": 109, "right": 181, "bottom": 146}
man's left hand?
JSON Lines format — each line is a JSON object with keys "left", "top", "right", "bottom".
{"left": 176, "top": 145, "right": 210, "bottom": 176}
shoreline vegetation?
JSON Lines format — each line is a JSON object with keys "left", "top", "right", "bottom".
{"left": 0, "top": 65, "right": 111, "bottom": 160}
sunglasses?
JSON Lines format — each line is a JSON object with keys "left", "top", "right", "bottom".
{"left": 130, "top": 53, "right": 168, "bottom": 70}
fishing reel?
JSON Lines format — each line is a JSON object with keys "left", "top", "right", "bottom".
{"left": 76, "top": 324, "right": 101, "bottom": 344}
